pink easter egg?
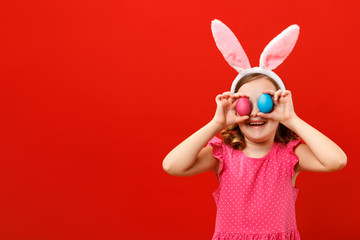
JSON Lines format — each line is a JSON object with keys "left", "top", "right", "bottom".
{"left": 236, "top": 97, "right": 252, "bottom": 116}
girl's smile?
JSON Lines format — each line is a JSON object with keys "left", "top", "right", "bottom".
{"left": 246, "top": 118, "right": 268, "bottom": 128}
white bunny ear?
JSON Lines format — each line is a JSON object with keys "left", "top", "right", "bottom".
{"left": 211, "top": 19, "right": 251, "bottom": 72}
{"left": 260, "top": 24, "right": 300, "bottom": 70}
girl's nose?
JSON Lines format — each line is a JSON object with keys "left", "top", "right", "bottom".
{"left": 250, "top": 101, "right": 259, "bottom": 117}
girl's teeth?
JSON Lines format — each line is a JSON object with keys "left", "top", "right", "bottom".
{"left": 249, "top": 122, "right": 265, "bottom": 126}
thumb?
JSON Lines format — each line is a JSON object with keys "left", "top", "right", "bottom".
{"left": 236, "top": 115, "right": 249, "bottom": 123}
{"left": 256, "top": 112, "right": 267, "bottom": 118}
{"left": 256, "top": 112, "right": 273, "bottom": 120}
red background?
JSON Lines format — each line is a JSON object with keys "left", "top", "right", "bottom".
{"left": 0, "top": 0, "right": 359, "bottom": 239}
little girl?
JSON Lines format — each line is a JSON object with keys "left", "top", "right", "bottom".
{"left": 162, "top": 20, "right": 347, "bottom": 239}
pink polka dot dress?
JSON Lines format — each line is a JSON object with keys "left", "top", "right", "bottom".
{"left": 206, "top": 136, "right": 301, "bottom": 240}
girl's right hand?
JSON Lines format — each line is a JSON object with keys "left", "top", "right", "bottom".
{"left": 211, "top": 91, "right": 250, "bottom": 129}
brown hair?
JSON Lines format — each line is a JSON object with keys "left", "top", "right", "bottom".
{"left": 220, "top": 73, "right": 299, "bottom": 150}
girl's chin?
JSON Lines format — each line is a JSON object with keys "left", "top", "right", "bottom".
{"left": 244, "top": 134, "right": 273, "bottom": 144}
{"left": 239, "top": 121, "right": 278, "bottom": 140}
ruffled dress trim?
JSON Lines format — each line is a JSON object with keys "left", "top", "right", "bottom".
{"left": 287, "top": 139, "right": 302, "bottom": 179}
{"left": 206, "top": 136, "right": 225, "bottom": 181}
{"left": 212, "top": 229, "right": 301, "bottom": 240}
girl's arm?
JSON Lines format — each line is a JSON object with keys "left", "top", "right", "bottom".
{"left": 283, "top": 115, "right": 347, "bottom": 171}
{"left": 162, "top": 120, "right": 224, "bottom": 176}
{"left": 162, "top": 91, "right": 249, "bottom": 176}
{"left": 258, "top": 89, "right": 347, "bottom": 172}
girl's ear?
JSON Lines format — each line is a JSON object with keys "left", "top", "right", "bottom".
{"left": 259, "top": 25, "right": 300, "bottom": 70}
{"left": 211, "top": 19, "right": 251, "bottom": 72}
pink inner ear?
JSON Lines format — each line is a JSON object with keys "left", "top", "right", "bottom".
{"left": 260, "top": 25, "right": 300, "bottom": 70}
{"left": 211, "top": 19, "right": 250, "bottom": 72}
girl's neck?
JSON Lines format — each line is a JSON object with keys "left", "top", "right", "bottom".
{"left": 242, "top": 138, "right": 275, "bottom": 158}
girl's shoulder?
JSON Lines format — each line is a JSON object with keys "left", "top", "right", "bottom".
{"left": 207, "top": 135, "right": 223, "bottom": 146}
{"left": 275, "top": 139, "right": 303, "bottom": 178}
{"left": 206, "top": 135, "right": 234, "bottom": 155}
{"left": 206, "top": 135, "right": 228, "bottom": 181}
{"left": 206, "top": 135, "right": 227, "bottom": 158}
{"left": 206, "top": 135, "right": 239, "bottom": 160}
{"left": 277, "top": 139, "right": 302, "bottom": 151}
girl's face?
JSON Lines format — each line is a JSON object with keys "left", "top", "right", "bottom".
{"left": 237, "top": 77, "right": 279, "bottom": 144}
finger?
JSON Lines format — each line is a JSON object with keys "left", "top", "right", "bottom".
{"left": 274, "top": 90, "right": 283, "bottom": 101}
{"left": 234, "top": 92, "right": 249, "bottom": 98}
{"left": 277, "top": 90, "right": 291, "bottom": 101}
{"left": 256, "top": 112, "right": 267, "bottom": 118}
{"left": 283, "top": 90, "right": 291, "bottom": 97}
{"left": 222, "top": 91, "right": 233, "bottom": 96}
{"left": 256, "top": 112, "right": 272, "bottom": 119}
{"left": 219, "top": 95, "right": 228, "bottom": 102}
{"left": 222, "top": 92, "right": 233, "bottom": 100}
{"left": 262, "top": 90, "right": 276, "bottom": 95}
{"left": 236, "top": 115, "right": 249, "bottom": 123}
{"left": 231, "top": 99, "right": 238, "bottom": 108}
{"left": 257, "top": 112, "right": 278, "bottom": 121}
{"left": 230, "top": 93, "right": 238, "bottom": 99}
{"left": 221, "top": 92, "right": 231, "bottom": 99}
{"left": 228, "top": 93, "right": 236, "bottom": 101}
{"left": 231, "top": 95, "right": 243, "bottom": 106}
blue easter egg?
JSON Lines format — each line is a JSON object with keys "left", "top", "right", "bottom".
{"left": 257, "top": 93, "right": 273, "bottom": 113}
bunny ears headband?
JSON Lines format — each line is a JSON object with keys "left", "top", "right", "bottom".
{"left": 211, "top": 19, "right": 300, "bottom": 92}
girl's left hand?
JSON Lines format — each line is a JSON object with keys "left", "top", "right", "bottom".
{"left": 256, "top": 89, "right": 297, "bottom": 124}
